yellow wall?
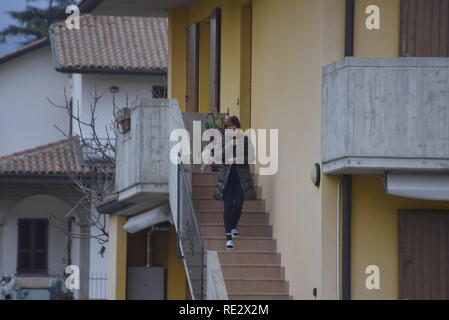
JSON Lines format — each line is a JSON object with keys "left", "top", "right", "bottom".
{"left": 166, "top": 226, "right": 188, "bottom": 299}
{"left": 350, "top": 0, "right": 405, "bottom": 300}
{"left": 169, "top": 0, "right": 250, "bottom": 117}
{"left": 351, "top": 175, "right": 449, "bottom": 299}
{"left": 199, "top": 21, "right": 211, "bottom": 113}
{"left": 172, "top": 0, "right": 345, "bottom": 300}
{"left": 107, "top": 215, "right": 127, "bottom": 300}
{"left": 168, "top": 7, "right": 190, "bottom": 112}
{"left": 166, "top": 0, "right": 407, "bottom": 300}
{"left": 239, "top": 3, "right": 252, "bottom": 130}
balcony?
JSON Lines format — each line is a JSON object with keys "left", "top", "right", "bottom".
{"left": 321, "top": 57, "right": 449, "bottom": 174}
{"left": 114, "top": 98, "right": 209, "bottom": 209}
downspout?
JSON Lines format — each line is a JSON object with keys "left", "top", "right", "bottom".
{"left": 342, "top": 175, "right": 352, "bottom": 300}
{"left": 340, "top": 0, "right": 355, "bottom": 301}
{"left": 345, "top": 0, "right": 355, "bottom": 57}
{"left": 336, "top": 177, "right": 343, "bottom": 300}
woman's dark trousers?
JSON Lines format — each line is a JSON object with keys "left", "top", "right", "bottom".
{"left": 223, "top": 166, "right": 245, "bottom": 234}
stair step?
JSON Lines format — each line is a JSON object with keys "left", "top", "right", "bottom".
{"left": 220, "top": 264, "right": 285, "bottom": 279}
{"left": 192, "top": 172, "right": 258, "bottom": 186}
{"left": 200, "top": 224, "right": 273, "bottom": 237}
{"left": 216, "top": 250, "right": 281, "bottom": 264}
{"left": 227, "top": 292, "right": 292, "bottom": 300}
{"left": 194, "top": 199, "right": 265, "bottom": 211}
{"left": 203, "top": 279, "right": 288, "bottom": 295}
{"left": 193, "top": 185, "right": 262, "bottom": 199}
{"left": 203, "top": 237, "right": 277, "bottom": 251}
{"left": 223, "top": 278, "right": 289, "bottom": 294}
{"left": 198, "top": 211, "right": 268, "bottom": 224}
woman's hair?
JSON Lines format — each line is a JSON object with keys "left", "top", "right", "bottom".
{"left": 225, "top": 116, "right": 241, "bottom": 129}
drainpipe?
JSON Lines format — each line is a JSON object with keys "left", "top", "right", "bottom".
{"left": 345, "top": 0, "right": 355, "bottom": 57}
{"left": 67, "top": 217, "right": 74, "bottom": 266}
{"left": 342, "top": 175, "right": 352, "bottom": 300}
{"left": 146, "top": 228, "right": 152, "bottom": 267}
{"left": 341, "top": 0, "right": 354, "bottom": 300}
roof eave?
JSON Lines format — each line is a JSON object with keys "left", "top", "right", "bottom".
{"left": 0, "top": 38, "right": 49, "bottom": 66}
{"left": 55, "top": 67, "right": 168, "bottom": 76}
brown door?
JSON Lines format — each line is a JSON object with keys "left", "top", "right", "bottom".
{"left": 210, "top": 8, "right": 221, "bottom": 112}
{"left": 399, "top": 210, "right": 449, "bottom": 300}
{"left": 401, "top": 0, "right": 449, "bottom": 57}
{"left": 186, "top": 23, "right": 199, "bottom": 112}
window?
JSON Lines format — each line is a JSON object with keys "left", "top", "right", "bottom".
{"left": 17, "top": 219, "right": 48, "bottom": 275}
{"left": 152, "top": 86, "right": 168, "bottom": 98}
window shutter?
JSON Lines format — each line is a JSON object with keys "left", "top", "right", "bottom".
{"left": 17, "top": 219, "right": 48, "bottom": 274}
{"left": 186, "top": 23, "right": 200, "bottom": 112}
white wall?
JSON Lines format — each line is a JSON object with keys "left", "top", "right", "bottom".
{"left": 0, "top": 47, "right": 70, "bottom": 157}
{"left": 89, "top": 215, "right": 108, "bottom": 299}
{"left": 72, "top": 73, "right": 167, "bottom": 140}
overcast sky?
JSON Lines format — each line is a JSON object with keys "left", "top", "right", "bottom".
{"left": 0, "top": 0, "right": 29, "bottom": 55}
{"left": 0, "top": 0, "right": 78, "bottom": 56}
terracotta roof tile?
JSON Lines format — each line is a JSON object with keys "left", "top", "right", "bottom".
{"left": 0, "top": 137, "right": 91, "bottom": 176}
{"left": 49, "top": 15, "right": 168, "bottom": 74}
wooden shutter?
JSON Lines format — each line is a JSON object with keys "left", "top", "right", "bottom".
{"left": 186, "top": 23, "right": 199, "bottom": 112}
{"left": 399, "top": 210, "right": 449, "bottom": 300}
{"left": 17, "top": 219, "right": 48, "bottom": 274}
{"left": 401, "top": 0, "right": 449, "bottom": 57}
{"left": 210, "top": 8, "right": 222, "bottom": 112}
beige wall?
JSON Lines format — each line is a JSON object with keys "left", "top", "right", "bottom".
{"left": 252, "top": 0, "right": 347, "bottom": 299}
{"left": 320, "top": 0, "right": 347, "bottom": 300}
{"left": 354, "top": 0, "right": 401, "bottom": 57}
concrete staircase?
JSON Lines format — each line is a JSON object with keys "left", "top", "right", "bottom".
{"left": 192, "top": 172, "right": 291, "bottom": 300}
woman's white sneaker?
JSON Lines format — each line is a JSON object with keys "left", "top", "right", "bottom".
{"left": 226, "top": 240, "right": 235, "bottom": 250}
{"left": 231, "top": 229, "right": 240, "bottom": 238}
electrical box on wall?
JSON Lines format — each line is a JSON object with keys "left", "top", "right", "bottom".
{"left": 126, "top": 267, "right": 166, "bottom": 300}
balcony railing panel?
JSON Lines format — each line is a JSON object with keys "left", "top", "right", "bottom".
{"left": 322, "top": 57, "right": 449, "bottom": 174}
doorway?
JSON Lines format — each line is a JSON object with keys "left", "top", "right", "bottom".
{"left": 399, "top": 210, "right": 449, "bottom": 299}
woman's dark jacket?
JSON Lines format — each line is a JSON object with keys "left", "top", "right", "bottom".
{"left": 213, "top": 133, "right": 257, "bottom": 201}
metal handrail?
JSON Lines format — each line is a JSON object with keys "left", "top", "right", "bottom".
{"left": 176, "top": 157, "right": 205, "bottom": 300}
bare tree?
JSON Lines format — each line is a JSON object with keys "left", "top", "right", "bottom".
{"left": 47, "top": 84, "right": 123, "bottom": 247}
{"left": 47, "top": 80, "right": 168, "bottom": 248}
